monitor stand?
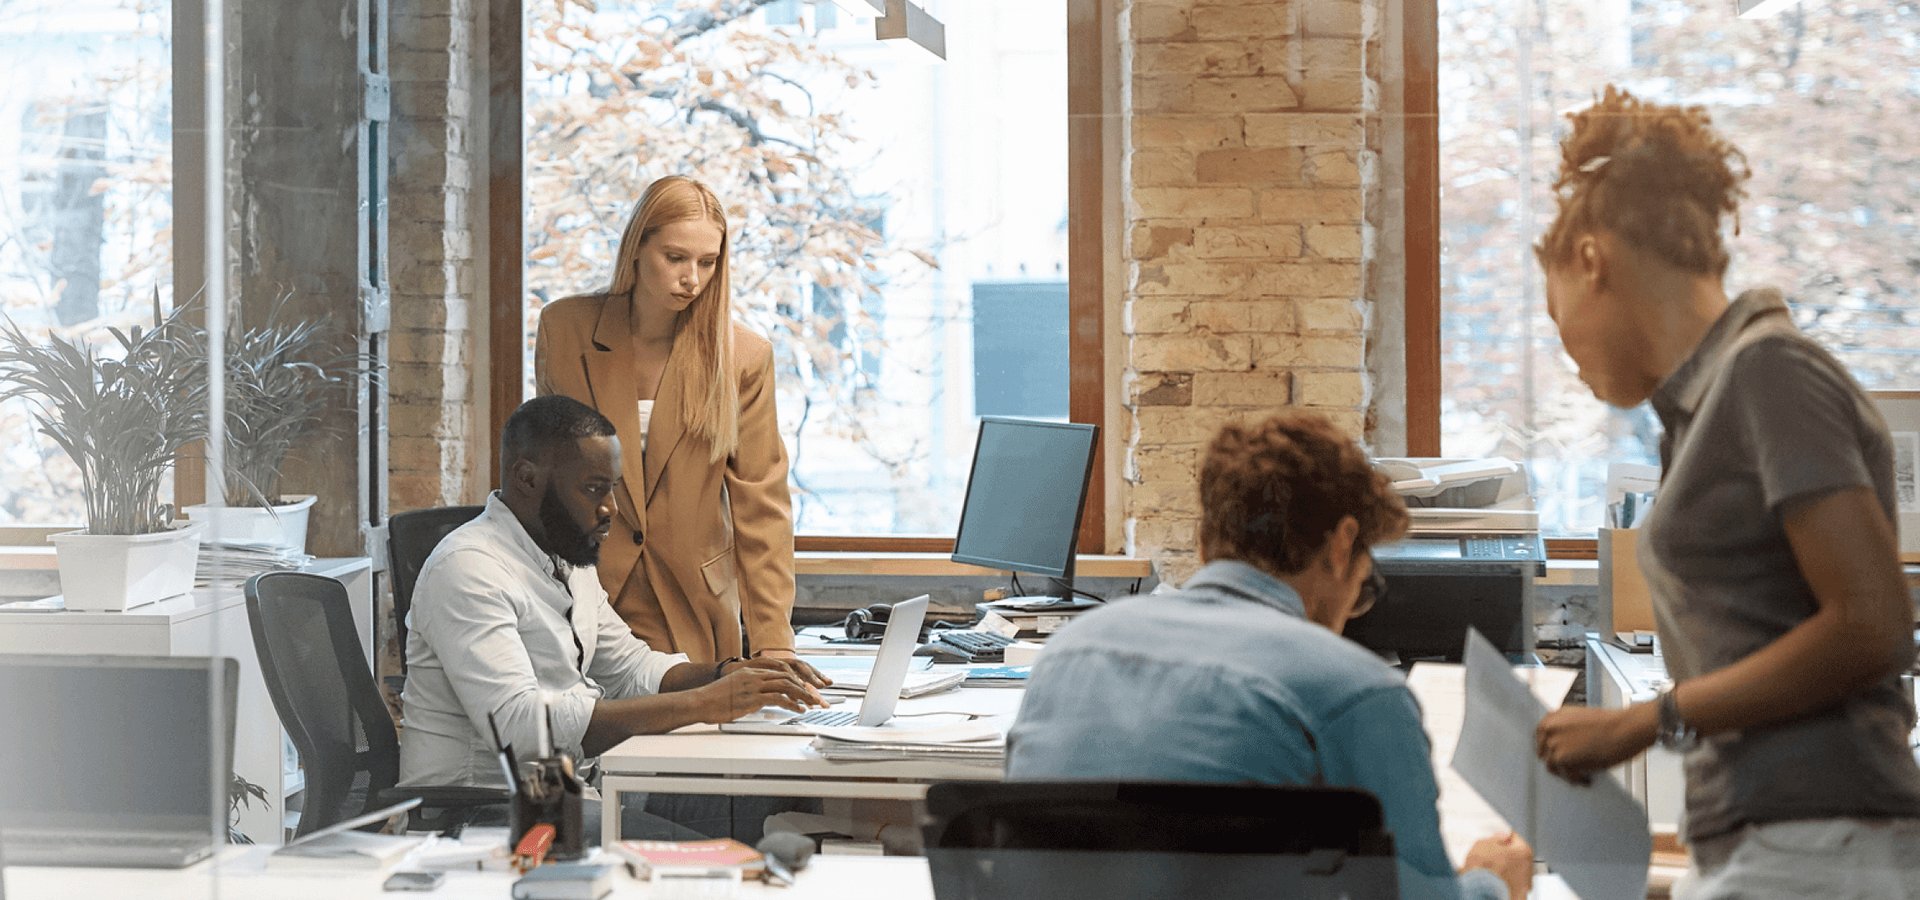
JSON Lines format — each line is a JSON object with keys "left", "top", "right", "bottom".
{"left": 983, "top": 595, "right": 1100, "bottom": 613}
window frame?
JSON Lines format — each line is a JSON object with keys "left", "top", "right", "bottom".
{"left": 1405, "top": 0, "right": 1597, "bottom": 558}
{"left": 489, "top": 0, "right": 1110, "bottom": 555}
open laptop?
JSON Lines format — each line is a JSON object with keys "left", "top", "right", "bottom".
{"left": 0, "top": 654, "right": 238, "bottom": 868}
{"left": 721, "top": 594, "right": 930, "bottom": 735}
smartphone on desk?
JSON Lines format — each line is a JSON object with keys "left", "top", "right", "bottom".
{"left": 384, "top": 871, "right": 446, "bottom": 892}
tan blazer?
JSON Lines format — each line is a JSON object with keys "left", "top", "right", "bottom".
{"left": 535, "top": 294, "right": 796, "bottom": 663}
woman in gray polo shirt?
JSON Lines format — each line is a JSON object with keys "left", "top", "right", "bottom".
{"left": 1528, "top": 85, "right": 1920, "bottom": 898}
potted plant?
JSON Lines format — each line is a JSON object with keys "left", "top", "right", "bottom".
{"left": 183, "top": 298, "right": 374, "bottom": 552}
{"left": 0, "top": 301, "right": 207, "bottom": 611}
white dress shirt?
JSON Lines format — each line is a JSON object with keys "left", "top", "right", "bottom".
{"left": 398, "top": 493, "right": 689, "bottom": 789}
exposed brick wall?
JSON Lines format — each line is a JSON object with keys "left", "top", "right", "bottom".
{"left": 389, "top": 0, "right": 480, "bottom": 515}
{"left": 1123, "top": 0, "right": 1384, "bottom": 586}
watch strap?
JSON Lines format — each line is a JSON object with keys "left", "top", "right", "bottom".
{"left": 1657, "top": 686, "right": 1699, "bottom": 752}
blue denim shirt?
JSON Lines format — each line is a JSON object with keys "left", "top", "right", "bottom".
{"left": 1006, "top": 560, "right": 1504, "bottom": 900}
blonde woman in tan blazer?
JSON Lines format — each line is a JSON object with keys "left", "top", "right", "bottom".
{"left": 535, "top": 176, "right": 797, "bottom": 664}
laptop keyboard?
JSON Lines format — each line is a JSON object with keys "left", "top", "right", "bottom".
{"left": 792, "top": 709, "right": 859, "bottom": 727}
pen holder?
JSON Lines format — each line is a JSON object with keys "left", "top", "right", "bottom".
{"left": 512, "top": 756, "right": 586, "bottom": 862}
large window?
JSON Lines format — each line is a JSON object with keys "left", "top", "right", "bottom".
{"left": 1437, "top": 0, "right": 1920, "bottom": 536}
{"left": 521, "top": 0, "right": 1073, "bottom": 539}
{"left": 0, "top": 0, "right": 172, "bottom": 525}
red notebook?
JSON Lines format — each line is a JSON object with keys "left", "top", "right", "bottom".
{"left": 609, "top": 838, "right": 764, "bottom": 877}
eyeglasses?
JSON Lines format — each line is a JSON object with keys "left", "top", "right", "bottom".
{"left": 1352, "top": 549, "right": 1387, "bottom": 619}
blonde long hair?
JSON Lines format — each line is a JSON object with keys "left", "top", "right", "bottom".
{"left": 605, "top": 176, "right": 738, "bottom": 462}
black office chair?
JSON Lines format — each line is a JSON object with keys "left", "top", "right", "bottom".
{"left": 245, "top": 571, "right": 507, "bottom": 837}
{"left": 386, "top": 505, "right": 484, "bottom": 682}
{"left": 922, "top": 781, "right": 1400, "bottom": 900}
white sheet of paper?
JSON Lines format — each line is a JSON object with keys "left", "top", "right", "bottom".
{"left": 1406, "top": 660, "right": 1575, "bottom": 868}
{"left": 1453, "top": 629, "right": 1652, "bottom": 900}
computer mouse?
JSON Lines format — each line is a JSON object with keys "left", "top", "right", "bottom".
{"left": 913, "top": 642, "right": 973, "bottom": 663}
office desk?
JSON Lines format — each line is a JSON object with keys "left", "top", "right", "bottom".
{"left": 0, "top": 558, "right": 373, "bottom": 843}
{"left": 599, "top": 685, "right": 1020, "bottom": 841}
{"left": 1585, "top": 635, "right": 1686, "bottom": 833}
{"left": 1, "top": 847, "right": 934, "bottom": 900}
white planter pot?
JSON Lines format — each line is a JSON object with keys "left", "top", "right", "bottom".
{"left": 51, "top": 522, "right": 205, "bottom": 612}
{"left": 183, "top": 494, "right": 317, "bottom": 551}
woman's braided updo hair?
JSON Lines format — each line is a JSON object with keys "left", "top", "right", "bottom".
{"left": 1536, "top": 85, "right": 1751, "bottom": 278}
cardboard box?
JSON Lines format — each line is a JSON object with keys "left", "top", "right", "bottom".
{"left": 1600, "top": 527, "right": 1656, "bottom": 633}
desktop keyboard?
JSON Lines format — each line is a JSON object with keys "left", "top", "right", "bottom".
{"left": 934, "top": 630, "right": 1017, "bottom": 662}
{"left": 792, "top": 709, "right": 859, "bottom": 727}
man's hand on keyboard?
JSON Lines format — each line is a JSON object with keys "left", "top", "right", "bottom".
{"left": 699, "top": 663, "right": 830, "bottom": 723}
{"left": 723, "top": 656, "right": 834, "bottom": 691}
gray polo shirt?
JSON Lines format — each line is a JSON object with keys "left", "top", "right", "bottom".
{"left": 1642, "top": 288, "right": 1920, "bottom": 842}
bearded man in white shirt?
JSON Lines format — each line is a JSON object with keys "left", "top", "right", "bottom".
{"left": 398, "top": 395, "right": 828, "bottom": 823}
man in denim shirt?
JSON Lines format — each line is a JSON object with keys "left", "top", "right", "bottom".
{"left": 1007, "top": 413, "right": 1532, "bottom": 900}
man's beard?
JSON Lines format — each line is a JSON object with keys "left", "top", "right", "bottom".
{"left": 538, "top": 487, "right": 606, "bottom": 568}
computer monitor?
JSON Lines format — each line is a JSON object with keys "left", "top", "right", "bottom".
{"left": 950, "top": 417, "right": 1100, "bottom": 603}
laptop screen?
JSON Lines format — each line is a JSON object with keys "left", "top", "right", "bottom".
{"left": 0, "top": 655, "right": 237, "bottom": 834}
{"left": 857, "top": 595, "right": 930, "bottom": 727}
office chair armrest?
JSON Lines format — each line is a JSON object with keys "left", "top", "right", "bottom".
{"left": 376, "top": 785, "right": 513, "bottom": 810}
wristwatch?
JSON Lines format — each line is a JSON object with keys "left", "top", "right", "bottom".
{"left": 1656, "top": 687, "right": 1700, "bottom": 752}
{"left": 714, "top": 656, "right": 743, "bottom": 681}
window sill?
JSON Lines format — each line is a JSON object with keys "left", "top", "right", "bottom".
{"left": 796, "top": 552, "right": 1153, "bottom": 579}
{"left": 0, "top": 548, "right": 57, "bottom": 571}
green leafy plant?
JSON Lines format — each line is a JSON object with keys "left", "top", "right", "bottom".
{"left": 216, "top": 298, "right": 375, "bottom": 508}
{"left": 228, "top": 771, "right": 271, "bottom": 845}
{"left": 0, "top": 299, "right": 206, "bottom": 535}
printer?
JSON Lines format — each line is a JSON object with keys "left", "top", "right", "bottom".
{"left": 1342, "top": 459, "right": 1546, "bottom": 664}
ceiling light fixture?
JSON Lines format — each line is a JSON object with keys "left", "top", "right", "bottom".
{"left": 823, "top": 0, "right": 885, "bottom": 15}
{"left": 876, "top": 0, "right": 946, "bottom": 59}
{"left": 1736, "top": 0, "right": 1803, "bottom": 19}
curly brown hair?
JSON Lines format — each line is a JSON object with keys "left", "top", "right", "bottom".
{"left": 1199, "top": 412, "right": 1409, "bottom": 576}
{"left": 1535, "top": 85, "right": 1751, "bottom": 278}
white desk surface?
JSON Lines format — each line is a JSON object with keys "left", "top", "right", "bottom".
{"left": 600, "top": 682, "right": 1022, "bottom": 784}
{"left": 0, "top": 557, "right": 370, "bottom": 626}
{"left": 602, "top": 666, "right": 1580, "bottom": 841}
{"left": 1, "top": 847, "right": 933, "bottom": 900}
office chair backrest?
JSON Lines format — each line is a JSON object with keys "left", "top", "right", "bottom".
{"left": 386, "top": 505, "right": 484, "bottom": 674}
{"left": 923, "top": 782, "right": 1399, "bottom": 900}
{"left": 245, "top": 571, "right": 401, "bottom": 838}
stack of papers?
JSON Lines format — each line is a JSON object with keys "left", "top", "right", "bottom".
{"left": 196, "top": 541, "right": 313, "bottom": 587}
{"left": 799, "top": 655, "right": 965, "bottom": 699}
{"left": 809, "top": 721, "right": 1007, "bottom": 764}
{"left": 821, "top": 669, "right": 966, "bottom": 699}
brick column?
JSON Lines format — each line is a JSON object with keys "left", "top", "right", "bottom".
{"left": 1123, "top": 0, "right": 1383, "bottom": 585}
{"left": 390, "top": 0, "right": 481, "bottom": 513}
